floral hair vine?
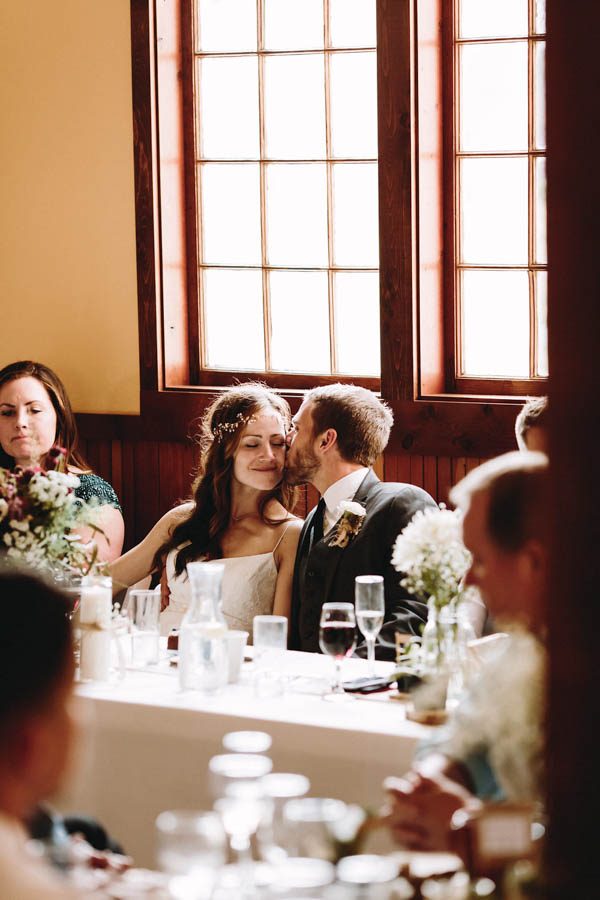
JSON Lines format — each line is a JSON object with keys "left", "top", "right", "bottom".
{"left": 212, "top": 411, "right": 256, "bottom": 443}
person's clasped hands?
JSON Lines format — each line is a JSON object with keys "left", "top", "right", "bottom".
{"left": 381, "top": 763, "right": 483, "bottom": 852}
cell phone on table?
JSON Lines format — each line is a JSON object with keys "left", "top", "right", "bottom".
{"left": 342, "top": 675, "right": 391, "bottom": 693}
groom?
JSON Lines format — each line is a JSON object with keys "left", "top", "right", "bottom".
{"left": 286, "top": 384, "right": 437, "bottom": 659}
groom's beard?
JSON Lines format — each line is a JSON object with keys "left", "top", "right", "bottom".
{"left": 285, "top": 445, "right": 320, "bottom": 487}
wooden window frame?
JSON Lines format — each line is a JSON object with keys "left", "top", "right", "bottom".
{"left": 130, "top": 0, "right": 525, "bottom": 458}
{"left": 441, "top": 0, "right": 548, "bottom": 396}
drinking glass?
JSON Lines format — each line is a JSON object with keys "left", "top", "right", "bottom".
{"left": 258, "top": 773, "right": 310, "bottom": 863}
{"left": 155, "top": 809, "right": 226, "bottom": 895}
{"left": 127, "top": 589, "right": 160, "bottom": 666}
{"left": 318, "top": 602, "right": 356, "bottom": 700}
{"left": 282, "top": 797, "right": 348, "bottom": 861}
{"left": 355, "top": 575, "right": 385, "bottom": 675}
{"left": 253, "top": 614, "right": 288, "bottom": 697}
{"left": 208, "top": 753, "right": 273, "bottom": 799}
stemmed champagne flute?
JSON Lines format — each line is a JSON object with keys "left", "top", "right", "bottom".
{"left": 318, "top": 602, "right": 356, "bottom": 700}
{"left": 355, "top": 575, "right": 385, "bottom": 675}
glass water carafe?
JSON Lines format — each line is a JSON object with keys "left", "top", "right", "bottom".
{"left": 179, "top": 561, "right": 228, "bottom": 693}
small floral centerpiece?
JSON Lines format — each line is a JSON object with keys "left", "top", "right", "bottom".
{"left": 391, "top": 505, "right": 473, "bottom": 681}
{"left": 391, "top": 504, "right": 471, "bottom": 610}
{"left": 326, "top": 500, "right": 366, "bottom": 549}
{"left": 0, "top": 448, "right": 103, "bottom": 579}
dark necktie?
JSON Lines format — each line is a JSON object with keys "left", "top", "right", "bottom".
{"left": 311, "top": 497, "right": 326, "bottom": 546}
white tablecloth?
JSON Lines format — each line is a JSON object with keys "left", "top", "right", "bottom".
{"left": 62, "top": 649, "right": 430, "bottom": 867}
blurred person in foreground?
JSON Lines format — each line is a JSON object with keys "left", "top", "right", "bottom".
{"left": 515, "top": 395, "right": 548, "bottom": 454}
{"left": 0, "top": 569, "right": 81, "bottom": 898}
{"left": 383, "top": 451, "right": 549, "bottom": 851}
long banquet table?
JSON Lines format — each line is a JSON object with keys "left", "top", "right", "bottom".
{"left": 61, "top": 649, "right": 431, "bottom": 867}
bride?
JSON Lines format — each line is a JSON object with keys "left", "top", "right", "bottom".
{"left": 110, "top": 384, "right": 303, "bottom": 639}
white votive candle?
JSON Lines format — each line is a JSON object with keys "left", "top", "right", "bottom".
{"left": 79, "top": 581, "right": 112, "bottom": 681}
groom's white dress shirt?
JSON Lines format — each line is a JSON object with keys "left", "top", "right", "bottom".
{"left": 320, "top": 467, "right": 369, "bottom": 535}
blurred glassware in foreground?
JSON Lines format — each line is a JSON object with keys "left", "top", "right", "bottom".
{"left": 209, "top": 753, "right": 273, "bottom": 799}
{"left": 155, "top": 808, "right": 226, "bottom": 899}
{"left": 222, "top": 730, "right": 273, "bottom": 754}
{"left": 282, "top": 798, "right": 348, "bottom": 861}
{"left": 258, "top": 773, "right": 311, "bottom": 864}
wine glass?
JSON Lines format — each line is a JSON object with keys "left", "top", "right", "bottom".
{"left": 214, "top": 780, "right": 267, "bottom": 896}
{"left": 318, "top": 602, "right": 356, "bottom": 700}
{"left": 355, "top": 575, "right": 385, "bottom": 675}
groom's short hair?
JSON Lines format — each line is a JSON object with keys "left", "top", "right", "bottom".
{"left": 304, "top": 384, "right": 393, "bottom": 466}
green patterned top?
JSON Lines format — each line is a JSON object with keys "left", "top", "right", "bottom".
{"left": 74, "top": 474, "right": 122, "bottom": 513}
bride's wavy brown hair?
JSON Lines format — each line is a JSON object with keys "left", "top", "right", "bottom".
{"left": 154, "top": 383, "right": 297, "bottom": 577}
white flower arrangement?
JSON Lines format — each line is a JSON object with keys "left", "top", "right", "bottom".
{"left": 326, "top": 500, "right": 367, "bottom": 549}
{"left": 0, "top": 454, "right": 104, "bottom": 578}
{"left": 391, "top": 504, "right": 471, "bottom": 609}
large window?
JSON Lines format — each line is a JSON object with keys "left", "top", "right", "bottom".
{"left": 186, "top": 0, "right": 380, "bottom": 383}
{"left": 133, "top": 0, "right": 543, "bottom": 455}
{"left": 449, "top": 0, "right": 547, "bottom": 392}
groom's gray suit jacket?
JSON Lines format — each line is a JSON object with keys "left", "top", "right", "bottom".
{"left": 290, "top": 470, "right": 437, "bottom": 660}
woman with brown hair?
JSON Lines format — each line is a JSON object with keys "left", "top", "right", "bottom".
{"left": 110, "top": 383, "right": 303, "bottom": 638}
{"left": 0, "top": 360, "right": 124, "bottom": 561}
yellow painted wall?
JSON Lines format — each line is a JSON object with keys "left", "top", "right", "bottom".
{"left": 0, "top": 1, "right": 140, "bottom": 414}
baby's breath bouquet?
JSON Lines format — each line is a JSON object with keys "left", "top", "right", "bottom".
{"left": 391, "top": 504, "right": 471, "bottom": 610}
{"left": 392, "top": 505, "right": 473, "bottom": 683}
{"left": 0, "top": 449, "right": 103, "bottom": 579}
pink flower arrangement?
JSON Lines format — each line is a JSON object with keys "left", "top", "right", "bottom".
{"left": 0, "top": 449, "right": 102, "bottom": 577}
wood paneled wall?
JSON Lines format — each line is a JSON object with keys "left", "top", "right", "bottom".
{"left": 78, "top": 422, "right": 484, "bottom": 550}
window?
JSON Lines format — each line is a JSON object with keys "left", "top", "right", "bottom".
{"left": 449, "top": 0, "right": 547, "bottom": 392}
{"left": 133, "top": 0, "right": 535, "bottom": 456}
{"left": 168, "top": 0, "right": 381, "bottom": 387}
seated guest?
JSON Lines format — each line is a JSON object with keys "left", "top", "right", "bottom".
{"left": 0, "top": 569, "right": 81, "bottom": 897}
{"left": 515, "top": 395, "right": 548, "bottom": 453}
{"left": 384, "top": 451, "right": 548, "bottom": 851}
{"left": 0, "top": 361, "right": 124, "bottom": 561}
{"left": 110, "top": 384, "right": 303, "bottom": 639}
{"left": 285, "top": 384, "right": 437, "bottom": 658}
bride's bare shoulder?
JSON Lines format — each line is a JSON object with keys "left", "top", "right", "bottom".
{"left": 154, "top": 502, "right": 194, "bottom": 539}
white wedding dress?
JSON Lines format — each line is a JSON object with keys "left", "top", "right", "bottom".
{"left": 160, "top": 530, "right": 289, "bottom": 641}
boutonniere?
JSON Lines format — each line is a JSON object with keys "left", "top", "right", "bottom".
{"left": 326, "top": 501, "right": 366, "bottom": 549}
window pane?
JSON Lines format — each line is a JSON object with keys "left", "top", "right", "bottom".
{"left": 534, "top": 0, "right": 546, "bottom": 34}
{"left": 265, "top": 164, "right": 328, "bottom": 266}
{"left": 460, "top": 157, "right": 528, "bottom": 265}
{"left": 329, "top": 0, "right": 377, "bottom": 48}
{"left": 462, "top": 270, "right": 530, "bottom": 377}
{"left": 536, "top": 271, "right": 548, "bottom": 376}
{"left": 263, "top": 0, "right": 323, "bottom": 50}
{"left": 534, "top": 42, "right": 546, "bottom": 150}
{"left": 198, "top": 57, "right": 259, "bottom": 159}
{"left": 535, "top": 157, "right": 547, "bottom": 265}
{"left": 200, "top": 163, "right": 261, "bottom": 265}
{"left": 203, "top": 269, "right": 265, "bottom": 369}
{"left": 196, "top": 0, "right": 257, "bottom": 52}
{"left": 334, "top": 272, "right": 380, "bottom": 376}
{"left": 330, "top": 52, "right": 378, "bottom": 159}
{"left": 263, "top": 55, "right": 326, "bottom": 159}
{"left": 332, "top": 163, "right": 379, "bottom": 267}
{"left": 269, "top": 271, "right": 330, "bottom": 373}
{"left": 459, "top": 0, "right": 527, "bottom": 39}
{"left": 459, "top": 42, "right": 528, "bottom": 152}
